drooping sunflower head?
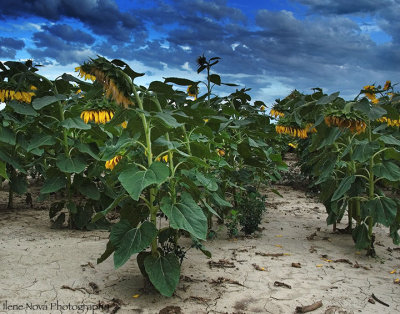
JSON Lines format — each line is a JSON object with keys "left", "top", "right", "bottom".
{"left": 105, "top": 155, "right": 122, "bottom": 170}
{"left": 0, "top": 82, "right": 36, "bottom": 104}
{"left": 324, "top": 108, "right": 367, "bottom": 134}
{"left": 187, "top": 85, "right": 199, "bottom": 99}
{"left": 77, "top": 57, "right": 140, "bottom": 108}
{"left": 383, "top": 80, "right": 391, "bottom": 91}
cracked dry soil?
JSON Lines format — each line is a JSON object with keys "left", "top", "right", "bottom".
{"left": 1, "top": 182, "right": 400, "bottom": 314}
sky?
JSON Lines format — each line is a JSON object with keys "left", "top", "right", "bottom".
{"left": 0, "top": 0, "right": 399, "bottom": 106}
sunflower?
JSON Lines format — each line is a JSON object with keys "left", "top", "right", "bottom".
{"left": 105, "top": 155, "right": 122, "bottom": 170}
{"left": 260, "top": 105, "right": 266, "bottom": 112}
{"left": 75, "top": 66, "right": 96, "bottom": 81}
{"left": 80, "top": 110, "right": 114, "bottom": 124}
{"left": 156, "top": 154, "right": 169, "bottom": 162}
{"left": 270, "top": 109, "right": 285, "bottom": 118}
{"left": 187, "top": 85, "right": 199, "bottom": 100}
{"left": 216, "top": 148, "right": 225, "bottom": 157}
{"left": 0, "top": 88, "right": 35, "bottom": 103}
{"left": 275, "top": 125, "right": 308, "bottom": 138}
{"left": 363, "top": 85, "right": 379, "bottom": 104}
{"left": 324, "top": 115, "right": 367, "bottom": 134}
{"left": 377, "top": 116, "right": 400, "bottom": 127}
{"left": 383, "top": 80, "right": 391, "bottom": 91}
{"left": 288, "top": 143, "right": 298, "bottom": 149}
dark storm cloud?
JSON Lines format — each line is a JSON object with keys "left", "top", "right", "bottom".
{"left": 28, "top": 30, "right": 94, "bottom": 65}
{"left": 295, "top": 0, "right": 393, "bottom": 15}
{"left": 42, "top": 24, "right": 95, "bottom": 45}
{"left": 0, "top": 37, "right": 25, "bottom": 58}
{"left": 0, "top": 0, "right": 142, "bottom": 42}
{"left": 0, "top": 0, "right": 398, "bottom": 101}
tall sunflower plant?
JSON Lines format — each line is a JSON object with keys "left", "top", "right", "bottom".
{"left": 289, "top": 84, "right": 400, "bottom": 256}
{"left": 81, "top": 56, "right": 233, "bottom": 297}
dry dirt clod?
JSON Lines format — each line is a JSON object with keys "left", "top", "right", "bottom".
{"left": 159, "top": 305, "right": 183, "bottom": 314}
{"left": 292, "top": 262, "right": 301, "bottom": 268}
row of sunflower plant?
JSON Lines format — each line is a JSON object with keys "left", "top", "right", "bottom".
{"left": 0, "top": 56, "right": 285, "bottom": 296}
{"left": 271, "top": 82, "right": 400, "bottom": 256}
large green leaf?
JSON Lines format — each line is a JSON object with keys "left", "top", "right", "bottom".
{"left": 118, "top": 162, "right": 169, "bottom": 201}
{"left": 210, "top": 74, "right": 221, "bottom": 85}
{"left": 32, "top": 95, "right": 67, "bottom": 110}
{"left": 144, "top": 253, "right": 180, "bottom": 297}
{"left": 40, "top": 176, "right": 67, "bottom": 194}
{"left": 160, "top": 192, "right": 207, "bottom": 240}
{"left": 61, "top": 117, "right": 91, "bottom": 130}
{"left": 27, "top": 134, "right": 57, "bottom": 152}
{"left": 164, "top": 77, "right": 195, "bottom": 86}
{"left": 7, "top": 101, "right": 38, "bottom": 116}
{"left": 210, "top": 192, "right": 233, "bottom": 207}
{"left": 153, "top": 111, "right": 182, "bottom": 128}
{"left": 352, "top": 223, "right": 370, "bottom": 250}
{"left": 76, "top": 142, "right": 100, "bottom": 160}
{"left": 316, "top": 92, "right": 340, "bottom": 105}
{"left": 384, "top": 147, "right": 400, "bottom": 161}
{"left": 0, "top": 161, "right": 8, "bottom": 179}
{"left": 373, "top": 161, "right": 400, "bottom": 181}
{"left": 97, "top": 240, "right": 115, "bottom": 264}
{"left": 113, "top": 221, "right": 157, "bottom": 269}
{"left": 352, "top": 141, "right": 379, "bottom": 163}
{"left": 195, "top": 171, "right": 218, "bottom": 191}
{"left": 56, "top": 155, "right": 87, "bottom": 173}
{"left": 363, "top": 197, "right": 397, "bottom": 227}
{"left": 80, "top": 182, "right": 100, "bottom": 200}
{"left": 0, "top": 150, "right": 25, "bottom": 173}
{"left": 331, "top": 175, "right": 356, "bottom": 201}
{"left": 379, "top": 135, "right": 400, "bottom": 147}
{"left": 0, "top": 127, "right": 16, "bottom": 145}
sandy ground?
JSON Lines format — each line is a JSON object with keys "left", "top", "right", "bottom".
{"left": 1, "top": 182, "right": 400, "bottom": 314}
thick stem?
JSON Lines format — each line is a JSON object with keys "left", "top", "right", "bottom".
{"left": 133, "top": 86, "right": 158, "bottom": 256}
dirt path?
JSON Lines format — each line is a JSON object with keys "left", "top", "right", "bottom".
{"left": 0, "top": 184, "right": 399, "bottom": 314}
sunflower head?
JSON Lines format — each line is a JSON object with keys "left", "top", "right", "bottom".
{"left": 383, "top": 80, "right": 391, "bottom": 91}
{"left": 187, "top": 85, "right": 199, "bottom": 99}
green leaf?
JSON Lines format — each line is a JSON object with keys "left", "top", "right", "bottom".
{"left": 195, "top": 171, "right": 218, "bottom": 191}
{"left": 384, "top": 148, "right": 400, "bottom": 161}
{"left": 0, "top": 161, "right": 8, "bottom": 179}
{"left": 373, "top": 161, "right": 400, "bottom": 181}
{"left": 61, "top": 117, "right": 91, "bottom": 130}
{"left": 144, "top": 253, "right": 180, "bottom": 297}
{"left": 352, "top": 223, "right": 370, "bottom": 250}
{"left": 0, "top": 127, "right": 16, "bottom": 145}
{"left": 56, "top": 155, "right": 87, "bottom": 173}
{"left": 379, "top": 135, "right": 400, "bottom": 147}
{"left": 76, "top": 142, "right": 100, "bottom": 160}
{"left": 160, "top": 192, "right": 208, "bottom": 240}
{"left": 0, "top": 150, "right": 25, "bottom": 173}
{"left": 352, "top": 141, "right": 379, "bottom": 163}
{"left": 211, "top": 192, "right": 232, "bottom": 207}
{"left": 331, "top": 175, "right": 356, "bottom": 202}
{"left": 119, "top": 162, "right": 169, "bottom": 201}
{"left": 7, "top": 101, "right": 38, "bottom": 116}
{"left": 80, "top": 182, "right": 100, "bottom": 200}
{"left": 110, "top": 219, "right": 133, "bottom": 247}
{"left": 27, "top": 134, "right": 57, "bottom": 152}
{"left": 40, "top": 176, "right": 67, "bottom": 194}
{"left": 153, "top": 112, "right": 182, "bottom": 128}
{"left": 164, "top": 77, "right": 196, "bottom": 86}
{"left": 363, "top": 197, "right": 397, "bottom": 227}
{"left": 113, "top": 221, "right": 157, "bottom": 269}
{"left": 210, "top": 74, "right": 221, "bottom": 85}
{"left": 148, "top": 81, "right": 174, "bottom": 96}
{"left": 316, "top": 92, "right": 340, "bottom": 105}
{"left": 32, "top": 95, "right": 67, "bottom": 110}
{"left": 97, "top": 240, "right": 115, "bottom": 264}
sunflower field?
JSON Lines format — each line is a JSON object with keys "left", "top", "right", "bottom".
{"left": 0, "top": 56, "right": 399, "bottom": 297}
